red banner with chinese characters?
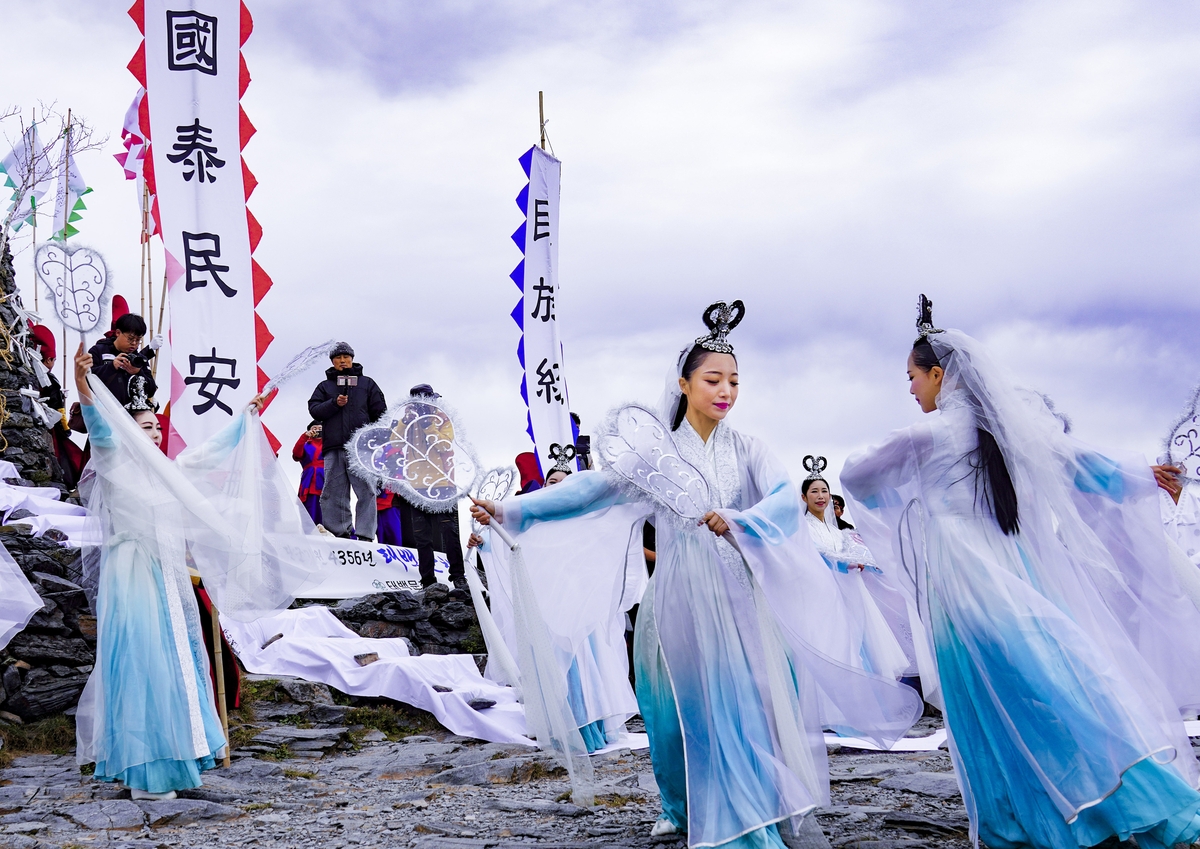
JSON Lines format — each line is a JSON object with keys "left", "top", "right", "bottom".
{"left": 127, "top": 0, "right": 275, "bottom": 455}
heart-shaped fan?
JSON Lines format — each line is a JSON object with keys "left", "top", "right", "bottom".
{"left": 1167, "top": 386, "right": 1200, "bottom": 483}
{"left": 596, "top": 404, "right": 711, "bottom": 520}
{"left": 35, "top": 243, "right": 111, "bottom": 333}
{"left": 348, "top": 397, "right": 480, "bottom": 513}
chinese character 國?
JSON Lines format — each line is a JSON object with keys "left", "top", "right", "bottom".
{"left": 166, "top": 10, "right": 218, "bottom": 75}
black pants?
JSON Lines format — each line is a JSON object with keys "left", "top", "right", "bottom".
{"left": 406, "top": 504, "right": 464, "bottom": 586}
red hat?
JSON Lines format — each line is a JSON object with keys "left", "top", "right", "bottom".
{"left": 110, "top": 295, "right": 130, "bottom": 332}
{"left": 29, "top": 324, "right": 56, "bottom": 360}
{"left": 515, "top": 452, "right": 544, "bottom": 491}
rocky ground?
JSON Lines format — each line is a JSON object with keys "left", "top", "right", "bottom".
{"left": 0, "top": 684, "right": 974, "bottom": 849}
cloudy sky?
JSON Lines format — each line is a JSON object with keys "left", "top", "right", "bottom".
{"left": 3, "top": 0, "right": 1200, "bottom": 498}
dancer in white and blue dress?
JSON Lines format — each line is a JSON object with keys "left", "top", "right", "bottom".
{"left": 474, "top": 301, "right": 921, "bottom": 849}
{"left": 798, "top": 458, "right": 911, "bottom": 682}
{"left": 72, "top": 344, "right": 314, "bottom": 799}
{"left": 842, "top": 297, "right": 1200, "bottom": 849}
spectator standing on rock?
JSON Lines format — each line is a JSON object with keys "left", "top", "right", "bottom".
{"left": 292, "top": 421, "right": 324, "bottom": 526}
{"left": 377, "top": 489, "right": 404, "bottom": 546}
{"left": 307, "top": 342, "right": 386, "bottom": 541}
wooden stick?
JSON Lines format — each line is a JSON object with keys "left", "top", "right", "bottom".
{"left": 539, "top": 91, "right": 546, "bottom": 151}
{"left": 210, "top": 601, "right": 232, "bottom": 767}
{"left": 139, "top": 182, "right": 148, "bottom": 324}
{"left": 61, "top": 109, "right": 71, "bottom": 390}
{"left": 152, "top": 269, "right": 167, "bottom": 379}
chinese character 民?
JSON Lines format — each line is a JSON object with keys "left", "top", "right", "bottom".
{"left": 535, "top": 357, "right": 563, "bottom": 405}
{"left": 182, "top": 232, "right": 236, "bottom": 297}
{"left": 167, "top": 11, "right": 218, "bottom": 75}
{"left": 533, "top": 198, "right": 550, "bottom": 241}
{"left": 530, "top": 277, "right": 554, "bottom": 322}
{"left": 167, "top": 119, "right": 225, "bottom": 183}
{"left": 184, "top": 348, "right": 240, "bottom": 415}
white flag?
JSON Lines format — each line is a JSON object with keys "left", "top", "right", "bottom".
{"left": 49, "top": 134, "right": 90, "bottom": 241}
{"left": 1, "top": 123, "right": 48, "bottom": 233}
{"left": 511, "top": 146, "right": 575, "bottom": 474}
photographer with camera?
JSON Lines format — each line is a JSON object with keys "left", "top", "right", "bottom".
{"left": 307, "top": 342, "right": 386, "bottom": 541}
{"left": 88, "top": 303, "right": 162, "bottom": 411}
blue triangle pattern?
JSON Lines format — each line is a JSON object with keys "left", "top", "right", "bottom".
{"left": 516, "top": 336, "right": 525, "bottom": 368}
{"left": 510, "top": 298, "right": 524, "bottom": 330}
{"left": 519, "top": 146, "right": 534, "bottom": 178}
{"left": 510, "top": 259, "right": 524, "bottom": 290}
{"left": 516, "top": 183, "right": 529, "bottom": 216}
{"left": 520, "top": 375, "right": 529, "bottom": 406}
{"left": 511, "top": 221, "right": 526, "bottom": 252}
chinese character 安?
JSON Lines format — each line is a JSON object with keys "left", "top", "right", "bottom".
{"left": 184, "top": 348, "right": 241, "bottom": 415}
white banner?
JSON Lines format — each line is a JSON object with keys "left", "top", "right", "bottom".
{"left": 304, "top": 536, "right": 453, "bottom": 599}
{"left": 142, "top": 0, "right": 260, "bottom": 455}
{"left": 513, "top": 146, "right": 574, "bottom": 474}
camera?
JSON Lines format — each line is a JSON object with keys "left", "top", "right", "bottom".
{"left": 124, "top": 351, "right": 149, "bottom": 370}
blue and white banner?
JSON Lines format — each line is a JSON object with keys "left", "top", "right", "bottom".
{"left": 303, "top": 535, "right": 453, "bottom": 599}
{"left": 509, "top": 146, "right": 574, "bottom": 474}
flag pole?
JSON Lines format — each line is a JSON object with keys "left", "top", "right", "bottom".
{"left": 61, "top": 109, "right": 72, "bottom": 389}
{"left": 139, "top": 182, "right": 147, "bottom": 323}
{"left": 31, "top": 107, "right": 38, "bottom": 313}
{"left": 152, "top": 267, "right": 167, "bottom": 380}
{"left": 210, "top": 601, "right": 232, "bottom": 768}
{"left": 539, "top": 91, "right": 546, "bottom": 150}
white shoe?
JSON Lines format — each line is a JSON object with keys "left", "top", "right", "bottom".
{"left": 650, "top": 819, "right": 678, "bottom": 837}
{"left": 130, "top": 788, "right": 177, "bottom": 801}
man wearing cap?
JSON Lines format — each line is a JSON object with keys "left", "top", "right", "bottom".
{"left": 307, "top": 342, "right": 387, "bottom": 540}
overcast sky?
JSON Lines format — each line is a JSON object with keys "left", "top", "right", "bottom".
{"left": 3, "top": 0, "right": 1199, "bottom": 499}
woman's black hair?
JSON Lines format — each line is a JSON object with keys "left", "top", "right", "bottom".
{"left": 672, "top": 344, "right": 736, "bottom": 431}
{"left": 911, "top": 337, "right": 1019, "bottom": 536}
{"left": 800, "top": 477, "right": 828, "bottom": 498}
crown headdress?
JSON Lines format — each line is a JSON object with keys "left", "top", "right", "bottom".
{"left": 547, "top": 442, "right": 577, "bottom": 475}
{"left": 695, "top": 300, "right": 745, "bottom": 354}
{"left": 915, "top": 294, "right": 943, "bottom": 339}
{"left": 124, "top": 374, "right": 159, "bottom": 414}
{"left": 802, "top": 454, "right": 828, "bottom": 482}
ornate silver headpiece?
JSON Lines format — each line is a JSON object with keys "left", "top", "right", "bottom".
{"left": 915, "top": 294, "right": 943, "bottom": 339}
{"left": 124, "top": 375, "right": 158, "bottom": 414}
{"left": 802, "top": 455, "right": 828, "bottom": 482}
{"left": 547, "top": 442, "right": 577, "bottom": 476}
{"left": 695, "top": 300, "right": 745, "bottom": 354}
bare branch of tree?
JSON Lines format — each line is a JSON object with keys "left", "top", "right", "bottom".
{"left": 1, "top": 103, "right": 110, "bottom": 255}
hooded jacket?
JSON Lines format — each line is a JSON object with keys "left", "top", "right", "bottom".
{"left": 88, "top": 336, "right": 158, "bottom": 408}
{"left": 307, "top": 363, "right": 387, "bottom": 449}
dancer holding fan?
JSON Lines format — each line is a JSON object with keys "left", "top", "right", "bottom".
{"left": 842, "top": 296, "right": 1200, "bottom": 849}
{"left": 473, "top": 301, "right": 921, "bottom": 848}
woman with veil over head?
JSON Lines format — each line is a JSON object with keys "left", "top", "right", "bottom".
{"left": 841, "top": 296, "right": 1200, "bottom": 849}
{"left": 798, "top": 458, "right": 913, "bottom": 683}
{"left": 472, "top": 301, "right": 922, "bottom": 849}
{"left": 71, "top": 343, "right": 320, "bottom": 799}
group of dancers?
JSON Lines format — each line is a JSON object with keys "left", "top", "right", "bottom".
{"left": 470, "top": 296, "right": 1200, "bottom": 849}
{"left": 47, "top": 291, "right": 1200, "bottom": 849}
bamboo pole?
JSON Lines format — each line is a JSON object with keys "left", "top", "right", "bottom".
{"left": 210, "top": 602, "right": 232, "bottom": 767}
{"left": 31, "top": 107, "right": 38, "bottom": 312}
{"left": 61, "top": 109, "right": 71, "bottom": 389}
{"left": 152, "top": 268, "right": 167, "bottom": 380}
{"left": 539, "top": 91, "right": 546, "bottom": 150}
{"left": 139, "top": 182, "right": 148, "bottom": 322}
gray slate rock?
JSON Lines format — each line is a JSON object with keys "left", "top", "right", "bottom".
{"left": 63, "top": 799, "right": 146, "bottom": 830}
{"left": 486, "top": 797, "right": 590, "bottom": 817}
{"left": 877, "top": 771, "right": 960, "bottom": 799}
{"left": 882, "top": 812, "right": 969, "bottom": 836}
{"left": 135, "top": 798, "right": 242, "bottom": 826}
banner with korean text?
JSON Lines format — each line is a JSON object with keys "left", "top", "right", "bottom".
{"left": 128, "top": 0, "right": 274, "bottom": 456}
{"left": 509, "top": 146, "right": 574, "bottom": 474}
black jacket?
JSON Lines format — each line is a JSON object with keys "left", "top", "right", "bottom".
{"left": 307, "top": 363, "right": 387, "bottom": 449}
{"left": 88, "top": 336, "right": 158, "bottom": 407}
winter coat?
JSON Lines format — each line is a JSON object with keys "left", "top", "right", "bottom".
{"left": 292, "top": 434, "right": 324, "bottom": 499}
{"left": 307, "top": 364, "right": 387, "bottom": 449}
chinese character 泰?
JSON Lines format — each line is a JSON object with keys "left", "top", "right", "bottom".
{"left": 184, "top": 348, "right": 241, "bottom": 415}
{"left": 182, "top": 232, "right": 236, "bottom": 297}
{"left": 167, "top": 11, "right": 218, "bottom": 75}
{"left": 167, "top": 119, "right": 225, "bottom": 183}
{"left": 533, "top": 198, "right": 550, "bottom": 241}
{"left": 535, "top": 357, "right": 563, "bottom": 405}
{"left": 530, "top": 277, "right": 554, "bottom": 322}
